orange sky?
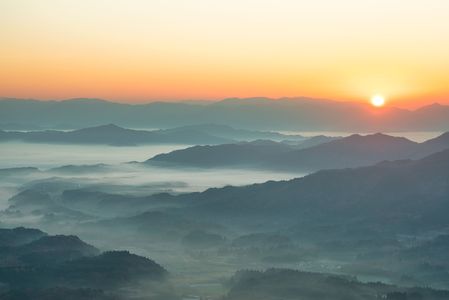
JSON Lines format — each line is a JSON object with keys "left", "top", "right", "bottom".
{"left": 1, "top": 0, "right": 449, "bottom": 108}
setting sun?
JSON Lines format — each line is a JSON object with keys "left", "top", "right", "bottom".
{"left": 371, "top": 95, "right": 386, "bottom": 107}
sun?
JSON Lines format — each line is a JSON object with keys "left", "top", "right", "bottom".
{"left": 370, "top": 95, "right": 385, "bottom": 107}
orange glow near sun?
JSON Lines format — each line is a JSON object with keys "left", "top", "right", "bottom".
{"left": 1, "top": 1, "right": 449, "bottom": 107}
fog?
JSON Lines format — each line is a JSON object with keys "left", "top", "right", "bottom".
{"left": 0, "top": 142, "right": 301, "bottom": 188}
{"left": 0, "top": 142, "right": 308, "bottom": 299}
{"left": 1, "top": 139, "right": 448, "bottom": 299}
{"left": 0, "top": 142, "right": 189, "bottom": 168}
{"left": 0, "top": 143, "right": 302, "bottom": 228}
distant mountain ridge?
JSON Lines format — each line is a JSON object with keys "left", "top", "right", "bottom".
{"left": 0, "top": 123, "right": 302, "bottom": 145}
{"left": 149, "top": 140, "right": 297, "bottom": 168}
{"left": 148, "top": 131, "right": 449, "bottom": 172}
{"left": 1, "top": 97, "right": 449, "bottom": 131}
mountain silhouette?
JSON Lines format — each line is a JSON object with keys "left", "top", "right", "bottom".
{"left": 171, "top": 149, "right": 449, "bottom": 233}
{"left": 2, "top": 97, "right": 449, "bottom": 131}
{"left": 149, "top": 132, "right": 449, "bottom": 171}
{"left": 0, "top": 123, "right": 303, "bottom": 145}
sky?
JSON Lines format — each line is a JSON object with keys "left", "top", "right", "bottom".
{"left": 1, "top": 0, "right": 449, "bottom": 108}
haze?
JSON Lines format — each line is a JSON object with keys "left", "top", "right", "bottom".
{"left": 2, "top": 2, "right": 449, "bottom": 299}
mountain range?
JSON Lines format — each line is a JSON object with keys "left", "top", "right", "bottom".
{"left": 1, "top": 97, "right": 449, "bottom": 131}
{"left": 3, "top": 149, "right": 449, "bottom": 292}
{"left": 79, "top": 148, "right": 449, "bottom": 237}
{"left": 172, "top": 148, "right": 449, "bottom": 233}
{"left": 149, "top": 132, "right": 449, "bottom": 172}
{"left": 0, "top": 123, "right": 304, "bottom": 146}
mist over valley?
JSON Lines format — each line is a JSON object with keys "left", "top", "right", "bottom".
{"left": 1, "top": 118, "right": 449, "bottom": 299}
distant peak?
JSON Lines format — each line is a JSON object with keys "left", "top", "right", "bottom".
{"left": 72, "top": 124, "right": 128, "bottom": 134}
{"left": 216, "top": 97, "right": 273, "bottom": 105}
{"left": 343, "top": 132, "right": 414, "bottom": 143}
{"left": 348, "top": 133, "right": 392, "bottom": 138}
{"left": 88, "top": 124, "right": 123, "bottom": 130}
{"left": 346, "top": 133, "right": 362, "bottom": 138}
{"left": 101, "top": 123, "right": 122, "bottom": 129}
{"left": 415, "top": 102, "right": 448, "bottom": 112}
{"left": 371, "top": 132, "right": 389, "bottom": 137}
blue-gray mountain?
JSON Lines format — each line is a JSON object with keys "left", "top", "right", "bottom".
{"left": 223, "top": 269, "right": 449, "bottom": 300}
{"left": 0, "top": 123, "right": 303, "bottom": 145}
{"left": 4, "top": 150, "right": 449, "bottom": 293}
{"left": 149, "top": 132, "right": 449, "bottom": 172}
{"left": 172, "top": 149, "right": 449, "bottom": 229}
{"left": 1, "top": 97, "right": 449, "bottom": 131}
{"left": 0, "top": 227, "right": 170, "bottom": 299}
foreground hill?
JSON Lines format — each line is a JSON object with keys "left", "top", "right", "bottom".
{"left": 0, "top": 123, "right": 303, "bottom": 146}
{"left": 174, "top": 149, "right": 449, "bottom": 234}
{"left": 0, "top": 288, "right": 118, "bottom": 300}
{"left": 1, "top": 97, "right": 449, "bottom": 131}
{"left": 224, "top": 269, "right": 449, "bottom": 300}
{"left": 149, "top": 132, "right": 449, "bottom": 172}
{"left": 0, "top": 227, "right": 46, "bottom": 247}
{"left": 0, "top": 227, "right": 171, "bottom": 299}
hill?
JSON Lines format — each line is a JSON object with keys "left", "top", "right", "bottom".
{"left": 149, "top": 140, "right": 295, "bottom": 168}
{"left": 0, "top": 227, "right": 171, "bottom": 298}
{"left": 0, "top": 227, "right": 46, "bottom": 247}
{"left": 149, "top": 132, "right": 449, "bottom": 172}
{"left": 0, "top": 123, "right": 304, "bottom": 146}
{"left": 174, "top": 149, "right": 449, "bottom": 233}
{"left": 224, "top": 269, "right": 449, "bottom": 300}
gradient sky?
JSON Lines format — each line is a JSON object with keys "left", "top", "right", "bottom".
{"left": 1, "top": 0, "right": 449, "bottom": 108}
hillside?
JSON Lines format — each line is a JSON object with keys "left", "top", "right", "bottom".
{"left": 0, "top": 123, "right": 304, "bottom": 146}
{"left": 149, "top": 132, "right": 449, "bottom": 171}
{"left": 175, "top": 149, "right": 449, "bottom": 233}
{"left": 224, "top": 269, "right": 449, "bottom": 300}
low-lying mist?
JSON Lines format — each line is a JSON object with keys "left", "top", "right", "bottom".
{"left": 0, "top": 142, "right": 189, "bottom": 168}
{"left": 1, "top": 139, "right": 449, "bottom": 299}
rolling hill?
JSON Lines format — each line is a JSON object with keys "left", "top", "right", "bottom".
{"left": 172, "top": 149, "right": 449, "bottom": 233}
{"left": 149, "top": 132, "right": 449, "bottom": 172}
{"left": 0, "top": 123, "right": 304, "bottom": 146}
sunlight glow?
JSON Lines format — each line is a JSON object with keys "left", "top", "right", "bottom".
{"left": 371, "top": 95, "right": 386, "bottom": 107}
{"left": 1, "top": 0, "right": 449, "bottom": 105}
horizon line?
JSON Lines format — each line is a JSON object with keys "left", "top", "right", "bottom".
{"left": 0, "top": 96, "right": 447, "bottom": 111}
